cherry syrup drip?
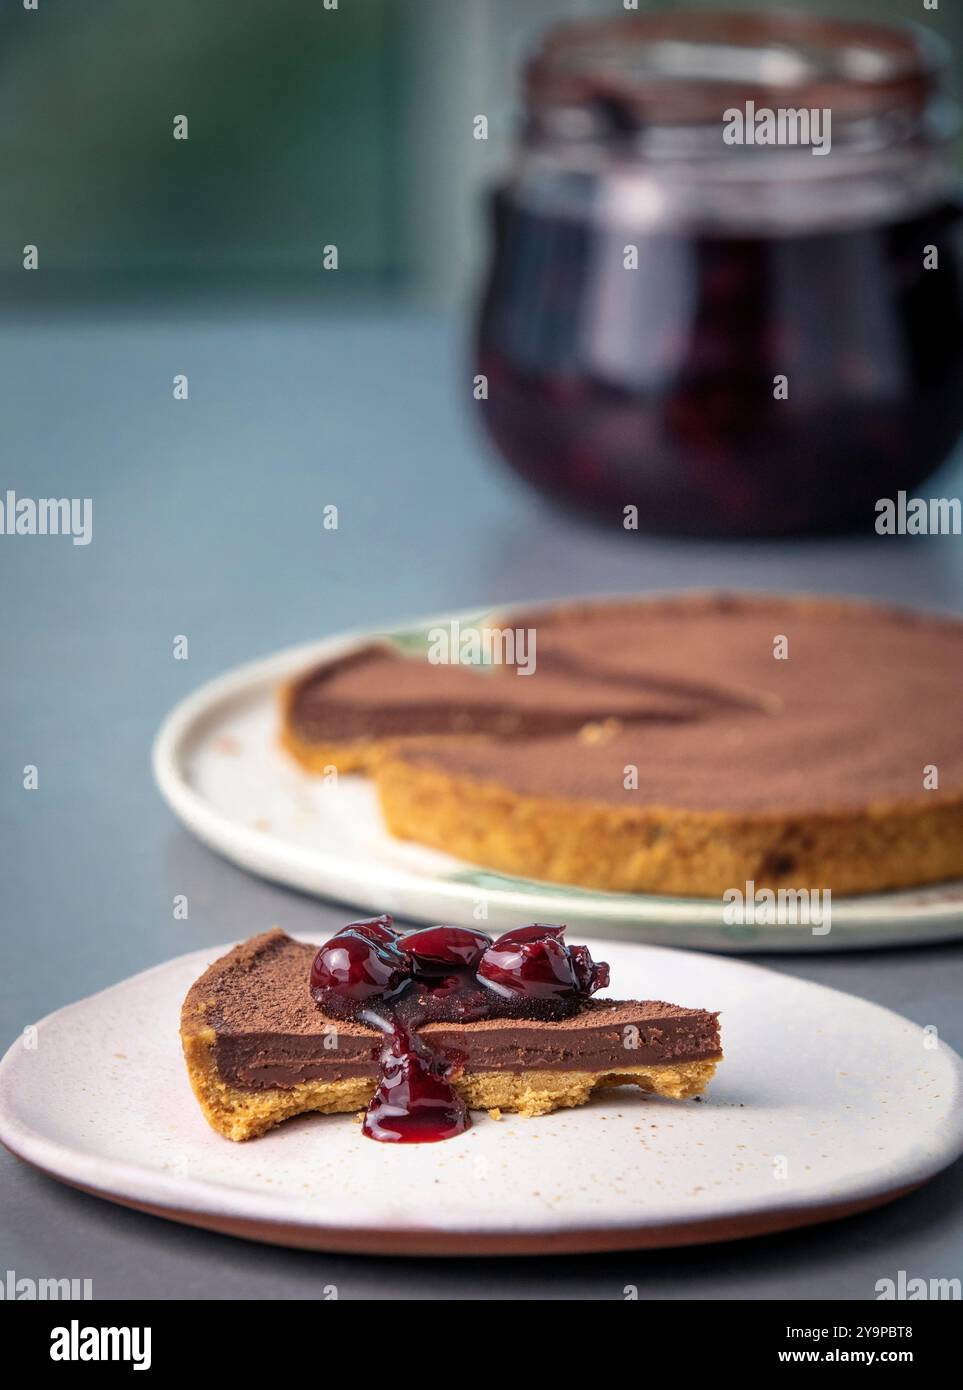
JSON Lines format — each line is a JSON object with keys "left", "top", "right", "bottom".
{"left": 360, "top": 1013, "right": 470, "bottom": 1144}
{"left": 309, "top": 916, "right": 609, "bottom": 1143}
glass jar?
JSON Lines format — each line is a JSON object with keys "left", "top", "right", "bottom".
{"left": 475, "top": 12, "right": 963, "bottom": 536}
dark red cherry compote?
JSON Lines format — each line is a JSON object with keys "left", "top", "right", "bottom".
{"left": 309, "top": 916, "right": 609, "bottom": 1143}
{"left": 475, "top": 14, "right": 963, "bottom": 535}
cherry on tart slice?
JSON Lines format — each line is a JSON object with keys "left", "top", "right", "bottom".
{"left": 570, "top": 942, "right": 610, "bottom": 994}
{"left": 477, "top": 924, "right": 609, "bottom": 1001}
{"left": 342, "top": 913, "right": 399, "bottom": 945}
{"left": 309, "top": 929, "right": 410, "bottom": 1014}
{"left": 492, "top": 924, "right": 565, "bottom": 946}
{"left": 397, "top": 925, "right": 493, "bottom": 972}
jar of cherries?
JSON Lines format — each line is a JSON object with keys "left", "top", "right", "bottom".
{"left": 475, "top": 12, "right": 963, "bottom": 536}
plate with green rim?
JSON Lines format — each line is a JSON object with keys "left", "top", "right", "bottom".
{"left": 152, "top": 607, "right": 963, "bottom": 953}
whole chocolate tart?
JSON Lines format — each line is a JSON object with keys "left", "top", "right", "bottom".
{"left": 181, "top": 925, "right": 722, "bottom": 1142}
{"left": 281, "top": 594, "right": 963, "bottom": 896}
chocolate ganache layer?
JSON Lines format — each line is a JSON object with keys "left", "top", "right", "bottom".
{"left": 284, "top": 641, "right": 739, "bottom": 750}
{"left": 287, "top": 594, "right": 963, "bottom": 814}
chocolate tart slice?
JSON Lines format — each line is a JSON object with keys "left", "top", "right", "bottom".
{"left": 181, "top": 929, "right": 722, "bottom": 1142}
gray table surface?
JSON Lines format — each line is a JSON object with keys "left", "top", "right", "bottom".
{"left": 2, "top": 306, "right": 962, "bottom": 1300}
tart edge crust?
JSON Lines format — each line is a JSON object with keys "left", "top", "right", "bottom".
{"left": 375, "top": 756, "right": 963, "bottom": 896}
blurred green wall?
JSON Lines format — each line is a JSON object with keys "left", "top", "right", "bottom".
{"left": 0, "top": 0, "right": 959, "bottom": 307}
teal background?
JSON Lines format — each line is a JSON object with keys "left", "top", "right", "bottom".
{"left": 1, "top": 0, "right": 960, "bottom": 307}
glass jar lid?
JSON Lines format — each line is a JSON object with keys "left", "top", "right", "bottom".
{"left": 524, "top": 11, "right": 952, "bottom": 148}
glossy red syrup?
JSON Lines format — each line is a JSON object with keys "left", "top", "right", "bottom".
{"left": 309, "top": 916, "right": 609, "bottom": 1143}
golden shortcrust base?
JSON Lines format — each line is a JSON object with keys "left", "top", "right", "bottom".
{"left": 182, "top": 1021, "right": 719, "bottom": 1142}
{"left": 375, "top": 756, "right": 963, "bottom": 898}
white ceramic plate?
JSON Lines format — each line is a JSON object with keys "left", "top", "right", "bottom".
{"left": 1, "top": 937, "right": 961, "bottom": 1255}
{"left": 151, "top": 614, "right": 963, "bottom": 953}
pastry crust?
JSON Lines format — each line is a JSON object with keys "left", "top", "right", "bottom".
{"left": 278, "top": 679, "right": 376, "bottom": 774}
{"left": 376, "top": 756, "right": 963, "bottom": 896}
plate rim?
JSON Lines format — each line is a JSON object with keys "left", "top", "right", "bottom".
{"left": 0, "top": 1150, "right": 927, "bottom": 1255}
{"left": 2, "top": 937, "right": 962, "bottom": 1255}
